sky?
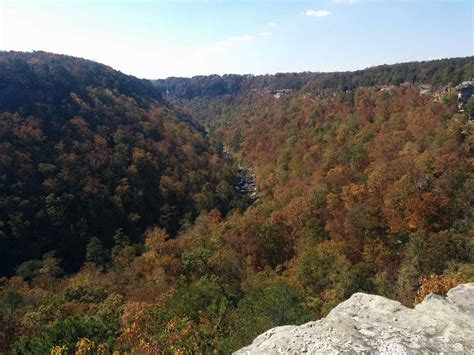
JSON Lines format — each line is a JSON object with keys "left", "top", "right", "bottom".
{"left": 0, "top": 0, "right": 472, "bottom": 79}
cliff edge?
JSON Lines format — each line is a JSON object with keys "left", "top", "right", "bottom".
{"left": 235, "top": 283, "right": 474, "bottom": 354}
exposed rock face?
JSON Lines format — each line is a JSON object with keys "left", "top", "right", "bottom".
{"left": 235, "top": 283, "right": 474, "bottom": 354}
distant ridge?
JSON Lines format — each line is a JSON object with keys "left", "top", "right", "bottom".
{"left": 153, "top": 56, "right": 474, "bottom": 100}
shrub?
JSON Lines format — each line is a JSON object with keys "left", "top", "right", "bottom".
{"left": 11, "top": 316, "right": 118, "bottom": 354}
{"left": 414, "top": 274, "right": 464, "bottom": 305}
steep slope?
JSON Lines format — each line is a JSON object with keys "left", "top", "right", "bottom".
{"left": 236, "top": 283, "right": 474, "bottom": 354}
{"left": 0, "top": 51, "right": 241, "bottom": 274}
{"left": 0, "top": 51, "right": 163, "bottom": 111}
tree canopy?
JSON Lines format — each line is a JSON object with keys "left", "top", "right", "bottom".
{"left": 0, "top": 52, "right": 472, "bottom": 353}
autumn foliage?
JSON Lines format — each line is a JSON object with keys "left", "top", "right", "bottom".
{"left": 0, "top": 52, "right": 473, "bottom": 353}
{"left": 414, "top": 274, "right": 464, "bottom": 305}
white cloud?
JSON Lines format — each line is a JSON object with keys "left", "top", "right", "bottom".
{"left": 227, "top": 35, "right": 255, "bottom": 42}
{"left": 304, "top": 10, "right": 332, "bottom": 17}
{"left": 0, "top": 4, "right": 272, "bottom": 79}
{"left": 266, "top": 21, "right": 278, "bottom": 28}
{"left": 189, "top": 30, "right": 273, "bottom": 76}
{"left": 195, "top": 34, "right": 256, "bottom": 60}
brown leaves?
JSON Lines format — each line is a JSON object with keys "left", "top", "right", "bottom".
{"left": 414, "top": 274, "right": 464, "bottom": 305}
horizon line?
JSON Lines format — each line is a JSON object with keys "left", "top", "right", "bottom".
{"left": 1, "top": 49, "right": 472, "bottom": 81}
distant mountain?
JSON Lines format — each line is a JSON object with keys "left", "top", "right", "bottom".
{"left": 153, "top": 56, "right": 474, "bottom": 100}
{"left": 0, "top": 51, "right": 241, "bottom": 274}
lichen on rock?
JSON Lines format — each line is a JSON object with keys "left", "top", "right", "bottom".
{"left": 235, "top": 283, "right": 474, "bottom": 354}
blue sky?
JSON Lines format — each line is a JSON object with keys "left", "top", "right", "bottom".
{"left": 0, "top": 0, "right": 472, "bottom": 78}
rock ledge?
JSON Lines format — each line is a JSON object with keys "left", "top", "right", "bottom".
{"left": 235, "top": 283, "right": 474, "bottom": 354}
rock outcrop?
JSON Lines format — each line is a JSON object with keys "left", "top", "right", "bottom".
{"left": 235, "top": 283, "right": 474, "bottom": 354}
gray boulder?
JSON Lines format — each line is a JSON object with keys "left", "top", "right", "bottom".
{"left": 235, "top": 283, "right": 474, "bottom": 354}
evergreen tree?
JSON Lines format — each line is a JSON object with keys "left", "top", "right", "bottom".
{"left": 111, "top": 229, "right": 130, "bottom": 257}
{"left": 86, "top": 238, "right": 108, "bottom": 266}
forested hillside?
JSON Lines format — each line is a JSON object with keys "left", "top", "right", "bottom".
{"left": 0, "top": 51, "right": 246, "bottom": 275}
{"left": 0, "top": 53, "right": 472, "bottom": 353}
{"left": 154, "top": 56, "right": 474, "bottom": 100}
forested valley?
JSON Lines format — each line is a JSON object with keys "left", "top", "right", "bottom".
{"left": 0, "top": 51, "right": 473, "bottom": 353}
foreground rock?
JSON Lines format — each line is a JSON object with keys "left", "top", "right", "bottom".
{"left": 235, "top": 283, "right": 474, "bottom": 354}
